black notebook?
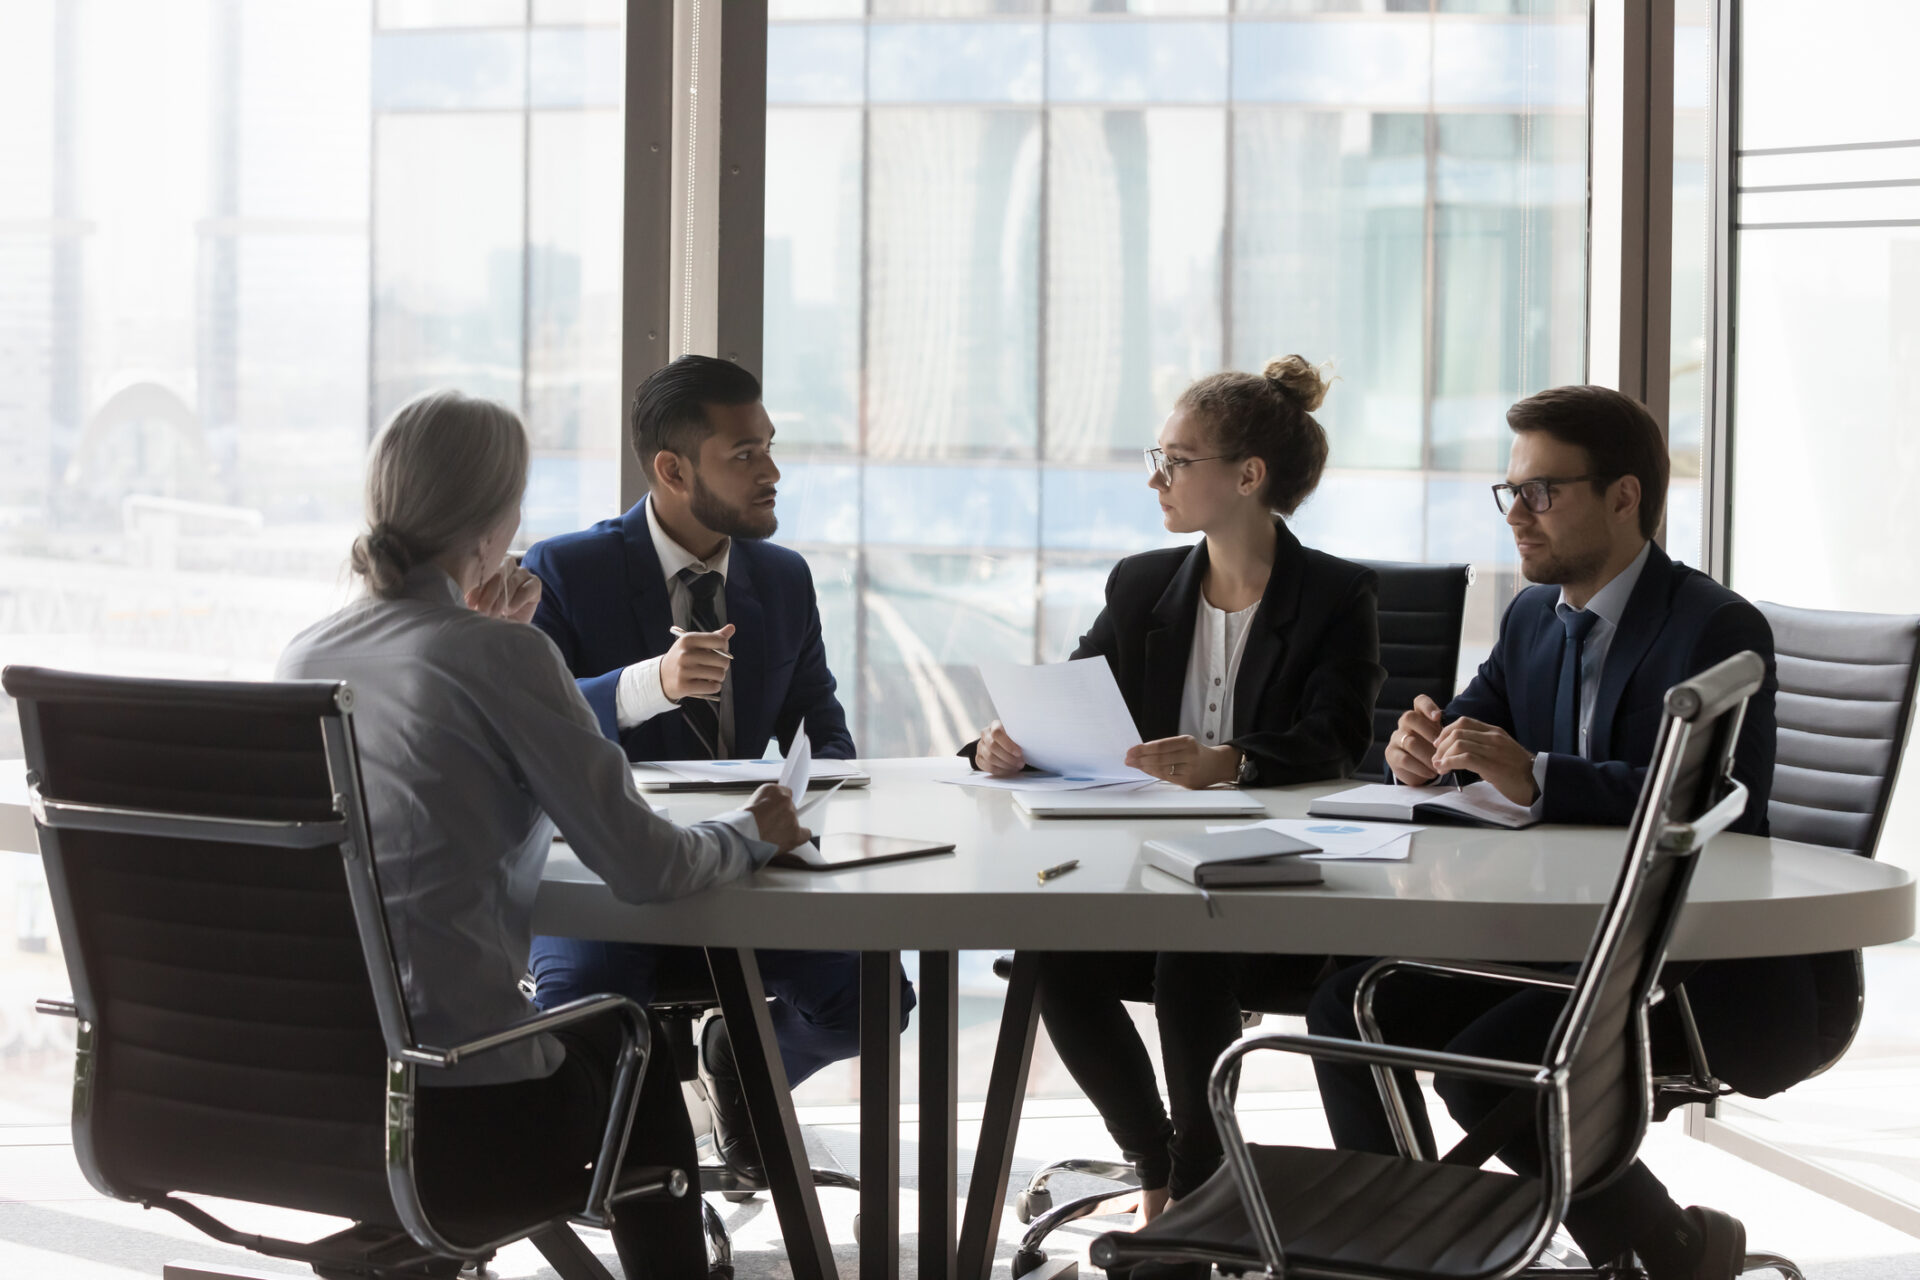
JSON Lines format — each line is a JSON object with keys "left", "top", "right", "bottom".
{"left": 768, "top": 832, "right": 954, "bottom": 871}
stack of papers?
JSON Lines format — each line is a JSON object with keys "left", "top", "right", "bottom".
{"left": 970, "top": 658, "right": 1150, "bottom": 782}
{"left": 651, "top": 758, "right": 864, "bottom": 787}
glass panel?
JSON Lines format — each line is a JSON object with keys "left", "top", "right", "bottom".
{"left": 868, "top": 22, "right": 1045, "bottom": 103}
{"left": 1047, "top": 108, "right": 1224, "bottom": 463}
{"left": 373, "top": 30, "right": 528, "bottom": 111}
{"left": 866, "top": 109, "right": 1041, "bottom": 458}
{"left": 1740, "top": 0, "right": 1920, "bottom": 151}
{"left": 768, "top": 23, "right": 867, "bottom": 104}
{"left": 1046, "top": 21, "right": 1228, "bottom": 103}
{"left": 379, "top": 0, "right": 527, "bottom": 27}
{"left": 372, "top": 112, "right": 527, "bottom": 419}
{"left": 534, "top": 0, "right": 623, "bottom": 22}
{"left": 1666, "top": 0, "right": 1712, "bottom": 565}
{"left": 525, "top": 110, "right": 623, "bottom": 540}
{"left": 765, "top": 109, "right": 864, "bottom": 452}
{"left": 1232, "top": 110, "right": 1426, "bottom": 470}
{"left": 529, "top": 27, "right": 624, "bottom": 108}
{"left": 1232, "top": 20, "right": 1433, "bottom": 107}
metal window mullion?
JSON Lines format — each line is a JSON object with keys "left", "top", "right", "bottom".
{"left": 1702, "top": 0, "right": 1739, "bottom": 582}
{"left": 619, "top": 0, "right": 677, "bottom": 509}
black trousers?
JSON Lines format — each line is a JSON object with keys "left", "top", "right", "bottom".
{"left": 417, "top": 1013, "right": 704, "bottom": 1280}
{"left": 1036, "top": 950, "right": 1326, "bottom": 1199}
{"left": 1305, "top": 955, "right": 1827, "bottom": 1265}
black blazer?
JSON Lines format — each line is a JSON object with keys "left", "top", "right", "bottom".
{"left": 1449, "top": 541, "right": 1776, "bottom": 833}
{"left": 1061, "top": 521, "right": 1384, "bottom": 787}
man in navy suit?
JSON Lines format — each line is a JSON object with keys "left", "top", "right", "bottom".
{"left": 1308, "top": 386, "right": 1803, "bottom": 1280}
{"left": 522, "top": 355, "right": 912, "bottom": 1182}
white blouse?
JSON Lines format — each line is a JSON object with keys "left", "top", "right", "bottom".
{"left": 1179, "top": 595, "right": 1260, "bottom": 747}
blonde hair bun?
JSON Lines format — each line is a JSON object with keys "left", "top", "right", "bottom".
{"left": 1263, "top": 355, "right": 1330, "bottom": 413}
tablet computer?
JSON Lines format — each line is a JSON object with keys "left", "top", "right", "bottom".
{"left": 769, "top": 832, "right": 954, "bottom": 871}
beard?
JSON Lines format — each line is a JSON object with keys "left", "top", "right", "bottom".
{"left": 1521, "top": 541, "right": 1608, "bottom": 585}
{"left": 690, "top": 469, "right": 778, "bottom": 541}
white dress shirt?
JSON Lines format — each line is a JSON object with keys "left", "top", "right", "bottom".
{"left": 277, "top": 566, "right": 772, "bottom": 1085}
{"left": 1179, "top": 596, "right": 1259, "bottom": 747}
{"left": 614, "top": 498, "right": 736, "bottom": 752}
{"left": 1527, "top": 539, "right": 1654, "bottom": 808}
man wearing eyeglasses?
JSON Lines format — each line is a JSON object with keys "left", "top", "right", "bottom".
{"left": 1310, "top": 385, "right": 1798, "bottom": 1280}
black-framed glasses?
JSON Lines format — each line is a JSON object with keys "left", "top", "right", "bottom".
{"left": 1144, "top": 447, "right": 1233, "bottom": 486}
{"left": 1490, "top": 474, "right": 1615, "bottom": 516}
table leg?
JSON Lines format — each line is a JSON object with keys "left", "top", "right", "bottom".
{"left": 918, "top": 950, "right": 959, "bottom": 1280}
{"left": 860, "top": 950, "right": 902, "bottom": 1280}
{"left": 705, "top": 946, "right": 835, "bottom": 1280}
{"left": 957, "top": 950, "right": 1041, "bottom": 1280}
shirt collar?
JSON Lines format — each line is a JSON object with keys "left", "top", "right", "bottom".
{"left": 644, "top": 494, "right": 731, "bottom": 584}
{"left": 1558, "top": 539, "right": 1652, "bottom": 629}
{"left": 396, "top": 564, "right": 465, "bottom": 608}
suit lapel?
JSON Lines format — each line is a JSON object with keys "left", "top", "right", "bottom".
{"left": 1589, "top": 543, "right": 1674, "bottom": 759}
{"left": 725, "top": 547, "right": 766, "bottom": 757}
{"left": 1232, "top": 520, "right": 1302, "bottom": 736}
{"left": 1141, "top": 541, "right": 1207, "bottom": 741}
{"left": 623, "top": 497, "right": 677, "bottom": 662}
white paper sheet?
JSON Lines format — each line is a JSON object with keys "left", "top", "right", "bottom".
{"left": 935, "top": 773, "right": 1155, "bottom": 792}
{"left": 654, "top": 758, "right": 863, "bottom": 785}
{"left": 1208, "top": 817, "right": 1418, "bottom": 861}
{"left": 976, "top": 657, "right": 1149, "bottom": 780}
{"left": 778, "top": 719, "right": 811, "bottom": 796}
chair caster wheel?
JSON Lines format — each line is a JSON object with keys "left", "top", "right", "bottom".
{"left": 1011, "top": 1247, "right": 1047, "bottom": 1278}
{"left": 707, "top": 1268, "right": 734, "bottom": 1280}
{"left": 1015, "top": 1187, "right": 1051, "bottom": 1223}
{"left": 722, "top": 1190, "right": 756, "bottom": 1204}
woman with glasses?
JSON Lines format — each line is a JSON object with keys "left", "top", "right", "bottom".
{"left": 967, "top": 357, "right": 1385, "bottom": 1221}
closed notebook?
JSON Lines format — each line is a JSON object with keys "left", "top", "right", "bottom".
{"left": 1141, "top": 826, "right": 1324, "bottom": 888}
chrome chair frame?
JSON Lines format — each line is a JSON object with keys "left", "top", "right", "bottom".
{"left": 17, "top": 673, "right": 681, "bottom": 1279}
{"left": 1092, "top": 653, "right": 1777, "bottom": 1280}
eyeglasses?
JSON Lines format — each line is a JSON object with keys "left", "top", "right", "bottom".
{"left": 1143, "top": 447, "right": 1234, "bottom": 486}
{"left": 1490, "top": 474, "right": 1615, "bottom": 516}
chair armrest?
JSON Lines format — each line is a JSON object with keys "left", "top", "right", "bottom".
{"left": 1214, "top": 1030, "right": 1553, "bottom": 1093}
{"left": 399, "top": 992, "right": 645, "bottom": 1069}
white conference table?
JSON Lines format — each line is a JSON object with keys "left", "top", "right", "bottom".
{"left": 532, "top": 757, "right": 1916, "bottom": 1280}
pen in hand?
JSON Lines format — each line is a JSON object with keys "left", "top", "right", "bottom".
{"left": 668, "top": 625, "right": 729, "bottom": 702}
{"left": 1037, "top": 859, "right": 1079, "bottom": 885}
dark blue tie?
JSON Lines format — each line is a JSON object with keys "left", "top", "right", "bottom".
{"left": 1553, "top": 607, "right": 1600, "bottom": 757}
{"left": 678, "top": 568, "right": 727, "bottom": 758}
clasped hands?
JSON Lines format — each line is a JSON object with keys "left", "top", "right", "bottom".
{"left": 975, "top": 720, "right": 1242, "bottom": 790}
{"left": 466, "top": 560, "right": 542, "bottom": 623}
{"left": 1385, "top": 694, "right": 1539, "bottom": 806}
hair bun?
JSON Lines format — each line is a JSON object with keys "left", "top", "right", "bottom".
{"left": 367, "top": 524, "right": 415, "bottom": 573}
{"left": 1263, "top": 355, "right": 1329, "bottom": 413}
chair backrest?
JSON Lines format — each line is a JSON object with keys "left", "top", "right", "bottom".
{"left": 2, "top": 666, "right": 412, "bottom": 1227}
{"left": 1356, "top": 560, "right": 1472, "bottom": 781}
{"left": 1758, "top": 601, "right": 1920, "bottom": 857}
{"left": 1547, "top": 650, "right": 1764, "bottom": 1193}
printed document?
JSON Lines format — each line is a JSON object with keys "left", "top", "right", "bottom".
{"left": 976, "top": 657, "right": 1148, "bottom": 780}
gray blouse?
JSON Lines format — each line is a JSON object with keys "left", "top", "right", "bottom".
{"left": 276, "top": 566, "right": 772, "bottom": 1085}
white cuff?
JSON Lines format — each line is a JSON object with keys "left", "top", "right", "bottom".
{"left": 710, "top": 806, "right": 778, "bottom": 868}
{"left": 614, "top": 656, "right": 676, "bottom": 730}
{"left": 1528, "top": 751, "right": 1550, "bottom": 819}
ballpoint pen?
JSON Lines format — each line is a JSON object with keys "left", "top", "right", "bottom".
{"left": 667, "top": 625, "right": 728, "bottom": 701}
{"left": 1037, "top": 859, "right": 1079, "bottom": 885}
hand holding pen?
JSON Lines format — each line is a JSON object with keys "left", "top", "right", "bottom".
{"left": 662, "top": 624, "right": 733, "bottom": 703}
{"left": 1385, "top": 694, "right": 1449, "bottom": 786}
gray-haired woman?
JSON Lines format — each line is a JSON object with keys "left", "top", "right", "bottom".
{"left": 278, "top": 390, "right": 811, "bottom": 1277}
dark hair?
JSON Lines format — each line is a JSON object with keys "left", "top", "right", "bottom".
{"left": 350, "top": 390, "right": 529, "bottom": 598}
{"left": 629, "top": 355, "right": 763, "bottom": 486}
{"left": 1505, "top": 385, "right": 1668, "bottom": 539}
{"left": 1175, "top": 355, "right": 1331, "bottom": 516}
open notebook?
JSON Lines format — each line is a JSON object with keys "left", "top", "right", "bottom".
{"left": 1306, "top": 781, "right": 1537, "bottom": 829}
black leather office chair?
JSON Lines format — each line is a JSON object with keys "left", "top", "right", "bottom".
{"left": 1657, "top": 602, "right": 1920, "bottom": 1116}
{"left": 1355, "top": 558, "right": 1474, "bottom": 781}
{"left": 1003, "top": 559, "right": 1473, "bottom": 1272}
{"left": 1093, "top": 652, "right": 1801, "bottom": 1280}
{"left": 5, "top": 666, "right": 681, "bottom": 1280}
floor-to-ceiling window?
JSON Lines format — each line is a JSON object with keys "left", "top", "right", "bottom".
{"left": 0, "top": 0, "right": 623, "bottom": 1122}
{"left": 764, "top": 1, "right": 1592, "bottom": 763}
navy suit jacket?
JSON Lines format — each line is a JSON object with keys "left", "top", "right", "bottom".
{"left": 522, "top": 498, "right": 855, "bottom": 763}
{"left": 1449, "top": 542, "right": 1777, "bottom": 834}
